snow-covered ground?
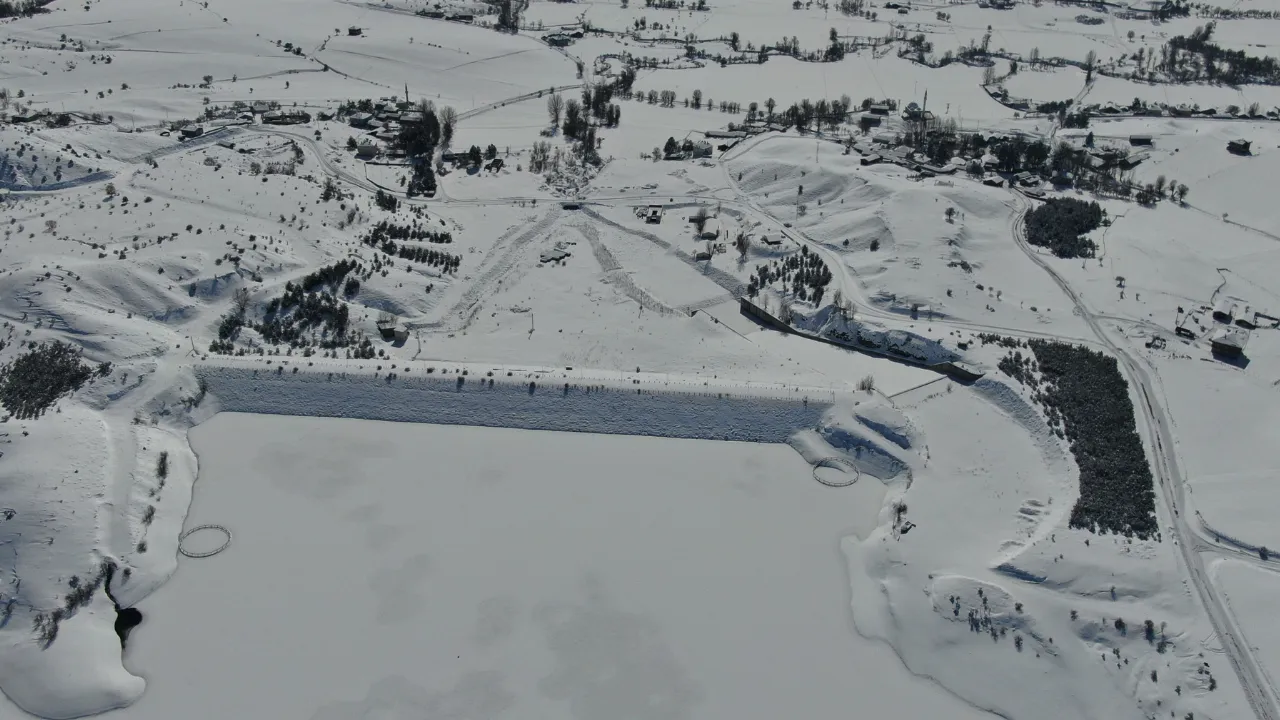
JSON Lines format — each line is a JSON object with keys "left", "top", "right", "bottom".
{"left": 5, "top": 0, "right": 1280, "bottom": 718}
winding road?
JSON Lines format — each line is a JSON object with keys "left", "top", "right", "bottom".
{"left": 1007, "top": 195, "right": 1280, "bottom": 720}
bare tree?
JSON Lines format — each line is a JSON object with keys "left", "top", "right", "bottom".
{"left": 438, "top": 106, "right": 458, "bottom": 149}
{"left": 547, "top": 93, "right": 564, "bottom": 126}
{"left": 982, "top": 65, "right": 996, "bottom": 86}
{"left": 692, "top": 206, "right": 710, "bottom": 233}
{"left": 1084, "top": 50, "right": 1097, "bottom": 82}
{"left": 232, "top": 287, "right": 250, "bottom": 316}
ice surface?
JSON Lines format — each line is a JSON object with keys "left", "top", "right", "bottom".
{"left": 113, "top": 413, "right": 994, "bottom": 720}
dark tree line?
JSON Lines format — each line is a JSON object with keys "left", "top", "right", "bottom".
{"left": 1000, "top": 340, "right": 1157, "bottom": 539}
{"left": 364, "top": 220, "right": 452, "bottom": 244}
{"left": 780, "top": 96, "right": 853, "bottom": 132}
{"left": 360, "top": 233, "right": 460, "bottom": 273}
{"left": 1024, "top": 198, "right": 1102, "bottom": 258}
{"left": 1160, "top": 22, "right": 1280, "bottom": 85}
{"left": 0, "top": 340, "right": 98, "bottom": 419}
{"left": 0, "top": 0, "right": 50, "bottom": 19}
{"left": 496, "top": 0, "right": 520, "bottom": 31}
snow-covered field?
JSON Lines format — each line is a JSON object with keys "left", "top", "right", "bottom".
{"left": 5, "top": 0, "right": 1280, "bottom": 718}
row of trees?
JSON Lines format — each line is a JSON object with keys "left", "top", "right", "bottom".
{"left": 643, "top": 0, "right": 708, "bottom": 9}
{"left": 364, "top": 219, "right": 452, "bottom": 244}
{"left": 779, "top": 95, "right": 855, "bottom": 131}
{"left": 629, "top": 89, "right": 741, "bottom": 116}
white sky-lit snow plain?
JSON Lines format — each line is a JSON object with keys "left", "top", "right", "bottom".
{"left": 6, "top": 0, "right": 1280, "bottom": 716}
{"left": 111, "top": 412, "right": 987, "bottom": 720}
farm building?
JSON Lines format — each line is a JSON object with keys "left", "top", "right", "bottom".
{"left": 348, "top": 112, "right": 374, "bottom": 128}
{"left": 1129, "top": 134, "right": 1153, "bottom": 146}
{"left": 540, "top": 248, "right": 571, "bottom": 263}
{"left": 699, "top": 217, "right": 722, "bottom": 240}
{"left": 348, "top": 26, "right": 363, "bottom": 36}
{"left": 691, "top": 140, "right": 713, "bottom": 158}
{"left": 376, "top": 316, "right": 399, "bottom": 340}
{"left": 1014, "top": 171, "right": 1038, "bottom": 186}
{"left": 1209, "top": 326, "right": 1249, "bottom": 358}
{"left": 1228, "top": 139, "right": 1251, "bottom": 155}
{"left": 1212, "top": 297, "right": 1237, "bottom": 323}
{"left": 355, "top": 141, "right": 379, "bottom": 160}
{"left": 1235, "top": 306, "right": 1255, "bottom": 329}
{"left": 646, "top": 206, "right": 664, "bottom": 224}
{"left": 180, "top": 125, "right": 205, "bottom": 139}
{"left": 263, "top": 110, "right": 311, "bottom": 125}
{"left": 860, "top": 153, "right": 882, "bottom": 166}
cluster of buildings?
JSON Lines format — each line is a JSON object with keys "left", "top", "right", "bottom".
{"left": 413, "top": 8, "right": 474, "bottom": 22}
{"left": 347, "top": 98, "right": 419, "bottom": 161}
{"left": 1172, "top": 295, "right": 1280, "bottom": 360}
{"left": 543, "top": 29, "right": 584, "bottom": 47}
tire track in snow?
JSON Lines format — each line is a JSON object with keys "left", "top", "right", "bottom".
{"left": 412, "top": 207, "right": 561, "bottom": 334}
{"left": 574, "top": 223, "right": 680, "bottom": 316}
{"left": 580, "top": 207, "right": 745, "bottom": 297}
